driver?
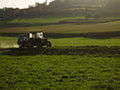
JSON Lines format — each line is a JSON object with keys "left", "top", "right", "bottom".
{"left": 36, "top": 32, "right": 44, "bottom": 39}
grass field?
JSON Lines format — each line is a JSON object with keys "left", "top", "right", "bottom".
{"left": 9, "top": 17, "right": 85, "bottom": 23}
{"left": 1, "top": 17, "right": 120, "bottom": 24}
{"left": 0, "top": 36, "right": 120, "bottom": 47}
{"left": 0, "top": 21, "right": 120, "bottom": 33}
{"left": 0, "top": 55, "right": 119, "bottom": 89}
{"left": 0, "top": 18, "right": 120, "bottom": 89}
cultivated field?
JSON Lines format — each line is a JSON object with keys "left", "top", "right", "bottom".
{"left": 0, "top": 18, "right": 120, "bottom": 89}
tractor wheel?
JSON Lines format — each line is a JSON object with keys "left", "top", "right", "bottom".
{"left": 47, "top": 41, "right": 52, "bottom": 47}
{"left": 37, "top": 43, "right": 42, "bottom": 48}
{"left": 19, "top": 44, "right": 24, "bottom": 48}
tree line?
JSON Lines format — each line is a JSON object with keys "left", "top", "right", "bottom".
{"left": 0, "top": 0, "right": 120, "bottom": 21}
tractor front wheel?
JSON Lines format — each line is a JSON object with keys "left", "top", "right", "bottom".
{"left": 19, "top": 44, "right": 25, "bottom": 48}
{"left": 47, "top": 41, "right": 52, "bottom": 47}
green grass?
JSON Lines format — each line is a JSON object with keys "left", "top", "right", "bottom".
{"left": 0, "top": 36, "right": 120, "bottom": 48}
{"left": 0, "top": 21, "right": 120, "bottom": 33}
{"left": 2, "top": 17, "right": 120, "bottom": 24}
{"left": 0, "top": 55, "right": 119, "bottom": 89}
{"left": 0, "top": 37, "right": 17, "bottom": 48}
{"left": 51, "top": 37, "right": 120, "bottom": 46}
{"left": 0, "top": 19, "right": 120, "bottom": 89}
{"left": 0, "top": 35, "right": 120, "bottom": 89}
{"left": 9, "top": 17, "right": 85, "bottom": 23}
{"left": 0, "top": 36, "right": 17, "bottom": 41}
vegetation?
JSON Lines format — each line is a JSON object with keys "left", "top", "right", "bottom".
{"left": 0, "top": 20, "right": 120, "bottom": 89}
{"left": 0, "top": 37, "right": 17, "bottom": 48}
{"left": 0, "top": 0, "right": 120, "bottom": 88}
{"left": 51, "top": 37, "right": 120, "bottom": 46}
{"left": 0, "top": 55, "right": 119, "bottom": 89}
{"left": 0, "top": 36, "right": 120, "bottom": 49}
{"left": 0, "top": 20, "right": 120, "bottom": 33}
{"left": 0, "top": 0, "right": 120, "bottom": 21}
{"left": 9, "top": 17, "right": 85, "bottom": 23}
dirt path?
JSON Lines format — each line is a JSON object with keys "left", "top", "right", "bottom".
{"left": 0, "top": 46, "right": 120, "bottom": 57}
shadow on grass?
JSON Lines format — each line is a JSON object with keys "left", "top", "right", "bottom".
{"left": 0, "top": 46, "right": 120, "bottom": 57}
{"left": 0, "top": 31, "right": 120, "bottom": 39}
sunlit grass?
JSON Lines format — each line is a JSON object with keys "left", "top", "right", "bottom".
{"left": 0, "top": 37, "right": 17, "bottom": 48}
{"left": 0, "top": 36, "right": 120, "bottom": 48}
{"left": 51, "top": 37, "right": 120, "bottom": 46}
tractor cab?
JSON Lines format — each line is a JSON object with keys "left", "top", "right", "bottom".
{"left": 28, "top": 32, "right": 45, "bottom": 39}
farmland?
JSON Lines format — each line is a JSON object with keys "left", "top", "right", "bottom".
{"left": 0, "top": 18, "right": 120, "bottom": 89}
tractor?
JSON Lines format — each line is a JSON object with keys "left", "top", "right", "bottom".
{"left": 17, "top": 32, "right": 52, "bottom": 48}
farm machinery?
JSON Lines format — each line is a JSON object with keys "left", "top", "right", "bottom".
{"left": 17, "top": 32, "right": 52, "bottom": 48}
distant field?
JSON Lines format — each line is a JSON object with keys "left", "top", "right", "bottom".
{"left": 8, "top": 17, "right": 85, "bottom": 23}
{"left": 0, "top": 21, "right": 120, "bottom": 33}
{"left": 1, "top": 17, "right": 119, "bottom": 24}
